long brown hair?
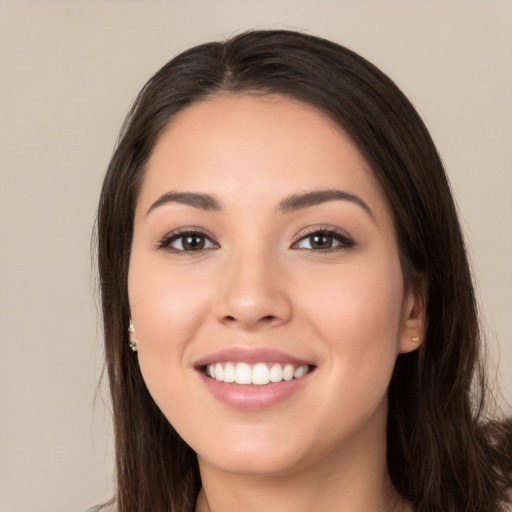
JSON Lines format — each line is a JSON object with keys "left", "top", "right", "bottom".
{"left": 96, "top": 30, "right": 512, "bottom": 511}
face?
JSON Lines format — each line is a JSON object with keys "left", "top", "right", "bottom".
{"left": 128, "top": 94, "right": 423, "bottom": 477}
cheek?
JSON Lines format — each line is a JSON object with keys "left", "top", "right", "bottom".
{"left": 300, "top": 257, "right": 404, "bottom": 386}
{"left": 129, "top": 256, "right": 205, "bottom": 339}
{"left": 127, "top": 256, "right": 215, "bottom": 425}
{"left": 127, "top": 254, "right": 213, "bottom": 381}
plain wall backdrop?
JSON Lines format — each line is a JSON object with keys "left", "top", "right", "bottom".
{"left": 0, "top": 1, "right": 510, "bottom": 511}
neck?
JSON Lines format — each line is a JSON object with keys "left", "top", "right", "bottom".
{"left": 196, "top": 467, "right": 409, "bottom": 512}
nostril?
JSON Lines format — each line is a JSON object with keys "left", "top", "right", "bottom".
{"left": 223, "top": 314, "right": 276, "bottom": 323}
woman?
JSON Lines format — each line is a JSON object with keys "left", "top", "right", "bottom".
{"left": 95, "top": 30, "right": 512, "bottom": 512}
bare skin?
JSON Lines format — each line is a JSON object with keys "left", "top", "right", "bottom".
{"left": 128, "top": 94, "right": 423, "bottom": 512}
{"left": 195, "top": 452, "right": 414, "bottom": 512}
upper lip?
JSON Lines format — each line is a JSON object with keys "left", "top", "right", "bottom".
{"left": 193, "top": 347, "right": 315, "bottom": 368}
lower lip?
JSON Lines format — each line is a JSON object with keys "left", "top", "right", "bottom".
{"left": 197, "top": 370, "right": 312, "bottom": 410}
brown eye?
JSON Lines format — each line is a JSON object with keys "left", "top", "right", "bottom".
{"left": 158, "top": 230, "right": 218, "bottom": 252}
{"left": 309, "top": 233, "right": 334, "bottom": 249}
{"left": 293, "top": 229, "right": 354, "bottom": 251}
{"left": 181, "top": 234, "right": 206, "bottom": 250}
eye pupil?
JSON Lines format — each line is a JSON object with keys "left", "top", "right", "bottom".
{"left": 310, "top": 234, "right": 332, "bottom": 249}
{"left": 183, "top": 235, "right": 205, "bottom": 250}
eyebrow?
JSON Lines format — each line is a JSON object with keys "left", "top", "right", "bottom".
{"left": 146, "top": 191, "right": 222, "bottom": 215}
{"left": 277, "top": 189, "right": 374, "bottom": 219}
{"left": 146, "top": 189, "right": 374, "bottom": 219}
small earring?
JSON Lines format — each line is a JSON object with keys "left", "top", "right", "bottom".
{"left": 411, "top": 336, "right": 420, "bottom": 343}
{"left": 128, "top": 321, "right": 138, "bottom": 352}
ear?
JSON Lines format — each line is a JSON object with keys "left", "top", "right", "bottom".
{"left": 398, "top": 277, "right": 426, "bottom": 354}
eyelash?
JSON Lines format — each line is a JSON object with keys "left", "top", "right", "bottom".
{"left": 291, "top": 227, "right": 355, "bottom": 252}
{"left": 156, "top": 228, "right": 217, "bottom": 253}
{"left": 156, "top": 227, "right": 355, "bottom": 254}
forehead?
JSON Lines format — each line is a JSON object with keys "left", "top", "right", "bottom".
{"left": 137, "top": 93, "right": 389, "bottom": 221}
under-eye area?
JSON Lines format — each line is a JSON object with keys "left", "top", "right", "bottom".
{"left": 199, "top": 362, "right": 317, "bottom": 386}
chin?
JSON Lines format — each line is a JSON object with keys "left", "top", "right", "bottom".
{"left": 198, "top": 447, "right": 306, "bottom": 478}
{"left": 190, "top": 421, "right": 344, "bottom": 479}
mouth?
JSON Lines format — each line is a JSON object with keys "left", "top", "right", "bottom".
{"left": 193, "top": 347, "right": 316, "bottom": 409}
{"left": 200, "top": 361, "right": 315, "bottom": 386}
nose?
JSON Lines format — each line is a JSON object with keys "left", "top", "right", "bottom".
{"left": 213, "top": 247, "right": 292, "bottom": 331}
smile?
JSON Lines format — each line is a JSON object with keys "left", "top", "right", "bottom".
{"left": 205, "top": 362, "right": 313, "bottom": 386}
{"left": 194, "top": 348, "right": 316, "bottom": 410}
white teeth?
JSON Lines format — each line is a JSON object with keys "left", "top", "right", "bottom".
{"left": 206, "top": 362, "right": 311, "bottom": 385}
{"left": 223, "top": 363, "right": 235, "bottom": 383}
{"left": 293, "top": 365, "right": 309, "bottom": 378}
{"left": 269, "top": 363, "right": 283, "bottom": 383}
{"left": 214, "top": 363, "right": 223, "bottom": 381}
{"left": 283, "top": 364, "right": 294, "bottom": 381}
{"left": 252, "top": 363, "right": 270, "bottom": 385}
{"left": 235, "top": 362, "right": 252, "bottom": 384}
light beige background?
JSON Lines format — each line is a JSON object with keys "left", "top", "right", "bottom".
{"left": 0, "top": 1, "right": 510, "bottom": 511}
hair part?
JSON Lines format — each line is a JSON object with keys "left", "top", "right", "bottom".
{"left": 96, "top": 29, "right": 512, "bottom": 512}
